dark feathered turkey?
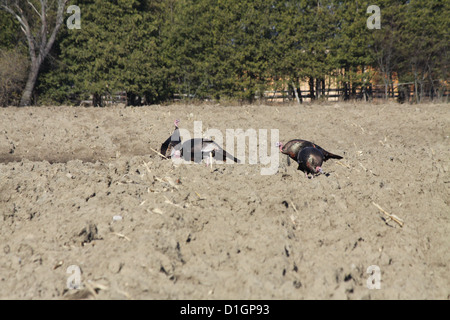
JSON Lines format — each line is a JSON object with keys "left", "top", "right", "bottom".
{"left": 297, "top": 147, "right": 325, "bottom": 177}
{"left": 277, "top": 139, "right": 342, "bottom": 165}
{"left": 160, "top": 119, "right": 181, "bottom": 158}
{"left": 172, "top": 138, "right": 240, "bottom": 164}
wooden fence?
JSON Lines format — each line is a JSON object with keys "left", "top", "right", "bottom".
{"left": 79, "top": 84, "right": 449, "bottom": 106}
{"left": 262, "top": 83, "right": 449, "bottom": 103}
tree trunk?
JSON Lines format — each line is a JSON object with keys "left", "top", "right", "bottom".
{"left": 326, "top": 77, "right": 331, "bottom": 100}
{"left": 297, "top": 86, "right": 302, "bottom": 104}
{"left": 343, "top": 82, "right": 349, "bottom": 101}
{"left": 414, "top": 79, "right": 418, "bottom": 104}
{"left": 397, "top": 85, "right": 405, "bottom": 104}
{"left": 362, "top": 86, "right": 367, "bottom": 102}
{"left": 384, "top": 79, "right": 388, "bottom": 100}
{"left": 351, "top": 83, "right": 357, "bottom": 100}
{"left": 341, "top": 67, "right": 349, "bottom": 101}
{"left": 413, "top": 69, "right": 419, "bottom": 104}
{"left": 389, "top": 73, "right": 395, "bottom": 98}
{"left": 419, "top": 81, "right": 424, "bottom": 103}
{"left": 127, "top": 92, "right": 137, "bottom": 106}
{"left": 291, "top": 81, "right": 300, "bottom": 105}
{"left": 309, "top": 77, "right": 315, "bottom": 101}
{"left": 19, "top": 60, "right": 41, "bottom": 106}
{"left": 93, "top": 93, "right": 102, "bottom": 107}
{"left": 315, "top": 78, "right": 321, "bottom": 99}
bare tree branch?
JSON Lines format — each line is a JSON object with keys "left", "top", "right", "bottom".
{"left": 39, "top": 0, "right": 48, "bottom": 59}
{"left": 44, "top": 0, "right": 67, "bottom": 57}
{"left": 27, "top": 0, "right": 42, "bottom": 18}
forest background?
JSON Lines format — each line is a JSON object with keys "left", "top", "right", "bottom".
{"left": 0, "top": 0, "right": 448, "bottom": 107}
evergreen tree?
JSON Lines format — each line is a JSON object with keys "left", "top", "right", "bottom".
{"left": 0, "top": 10, "right": 20, "bottom": 49}
{"left": 396, "top": 0, "right": 449, "bottom": 101}
{"left": 41, "top": 0, "right": 169, "bottom": 106}
{"left": 329, "top": 0, "right": 375, "bottom": 100}
{"left": 165, "top": 0, "right": 273, "bottom": 102}
{"left": 22, "top": 0, "right": 450, "bottom": 105}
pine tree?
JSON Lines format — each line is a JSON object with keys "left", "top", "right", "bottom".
{"left": 0, "top": 10, "right": 20, "bottom": 49}
{"left": 164, "top": 0, "right": 273, "bottom": 102}
{"left": 329, "top": 0, "right": 375, "bottom": 100}
{"left": 40, "top": 0, "right": 170, "bottom": 106}
{"left": 396, "top": 0, "right": 449, "bottom": 102}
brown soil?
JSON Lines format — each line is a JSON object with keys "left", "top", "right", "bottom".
{"left": 0, "top": 102, "right": 448, "bottom": 300}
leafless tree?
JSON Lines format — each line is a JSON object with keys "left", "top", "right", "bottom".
{"left": 0, "top": 0, "right": 68, "bottom": 106}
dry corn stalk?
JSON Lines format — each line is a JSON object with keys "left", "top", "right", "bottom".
{"left": 372, "top": 202, "right": 404, "bottom": 227}
{"left": 150, "top": 147, "right": 168, "bottom": 159}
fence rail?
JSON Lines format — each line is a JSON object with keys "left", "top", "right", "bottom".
{"left": 78, "top": 84, "right": 449, "bottom": 106}
{"left": 261, "top": 84, "right": 450, "bottom": 103}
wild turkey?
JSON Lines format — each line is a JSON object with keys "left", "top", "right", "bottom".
{"left": 276, "top": 139, "right": 342, "bottom": 165}
{"left": 172, "top": 138, "right": 240, "bottom": 164}
{"left": 160, "top": 119, "right": 181, "bottom": 158}
{"left": 297, "top": 147, "right": 325, "bottom": 178}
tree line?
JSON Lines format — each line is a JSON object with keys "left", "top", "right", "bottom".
{"left": 0, "top": 0, "right": 448, "bottom": 107}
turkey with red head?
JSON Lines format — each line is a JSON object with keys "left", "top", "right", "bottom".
{"left": 297, "top": 147, "right": 325, "bottom": 178}
{"left": 276, "top": 139, "right": 342, "bottom": 165}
